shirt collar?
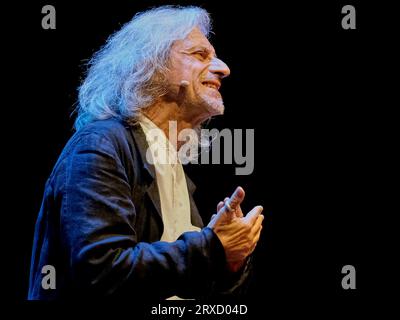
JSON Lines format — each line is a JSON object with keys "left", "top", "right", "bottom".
{"left": 138, "top": 115, "right": 179, "bottom": 167}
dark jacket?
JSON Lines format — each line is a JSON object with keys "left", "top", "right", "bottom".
{"left": 28, "top": 119, "right": 250, "bottom": 300}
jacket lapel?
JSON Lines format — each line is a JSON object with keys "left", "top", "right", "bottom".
{"left": 129, "top": 123, "right": 163, "bottom": 222}
{"left": 185, "top": 173, "right": 203, "bottom": 228}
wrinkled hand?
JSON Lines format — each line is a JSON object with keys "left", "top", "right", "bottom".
{"left": 207, "top": 187, "right": 264, "bottom": 273}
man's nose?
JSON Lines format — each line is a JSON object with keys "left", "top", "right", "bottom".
{"left": 209, "top": 57, "right": 231, "bottom": 79}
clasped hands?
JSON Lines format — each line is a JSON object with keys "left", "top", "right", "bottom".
{"left": 207, "top": 187, "right": 264, "bottom": 273}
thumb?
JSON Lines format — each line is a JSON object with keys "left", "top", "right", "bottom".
{"left": 245, "top": 205, "right": 264, "bottom": 225}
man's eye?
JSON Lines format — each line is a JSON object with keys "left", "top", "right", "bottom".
{"left": 193, "top": 51, "right": 208, "bottom": 59}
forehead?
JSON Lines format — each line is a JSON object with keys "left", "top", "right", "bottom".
{"left": 173, "top": 27, "right": 215, "bottom": 52}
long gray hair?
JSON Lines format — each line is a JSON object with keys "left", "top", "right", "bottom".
{"left": 74, "top": 6, "right": 211, "bottom": 130}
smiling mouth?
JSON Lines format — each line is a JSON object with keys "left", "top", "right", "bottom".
{"left": 201, "top": 80, "right": 221, "bottom": 91}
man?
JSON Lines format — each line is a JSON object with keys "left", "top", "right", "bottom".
{"left": 28, "top": 6, "right": 264, "bottom": 300}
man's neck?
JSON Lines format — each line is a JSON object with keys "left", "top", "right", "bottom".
{"left": 142, "top": 101, "right": 204, "bottom": 149}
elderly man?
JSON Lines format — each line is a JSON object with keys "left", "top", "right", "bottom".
{"left": 28, "top": 6, "right": 264, "bottom": 300}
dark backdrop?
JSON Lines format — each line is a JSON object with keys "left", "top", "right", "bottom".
{"left": 5, "top": 0, "right": 396, "bottom": 315}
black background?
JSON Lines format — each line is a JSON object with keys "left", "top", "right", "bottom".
{"left": 4, "top": 0, "right": 397, "bottom": 316}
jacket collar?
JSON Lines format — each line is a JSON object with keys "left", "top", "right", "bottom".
{"left": 129, "top": 122, "right": 156, "bottom": 180}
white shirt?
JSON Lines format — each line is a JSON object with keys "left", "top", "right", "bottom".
{"left": 139, "top": 116, "right": 201, "bottom": 243}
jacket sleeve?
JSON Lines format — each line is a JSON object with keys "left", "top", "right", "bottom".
{"left": 59, "top": 131, "right": 227, "bottom": 299}
{"left": 211, "top": 255, "right": 254, "bottom": 298}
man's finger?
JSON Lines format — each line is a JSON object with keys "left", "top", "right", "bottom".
{"left": 244, "top": 205, "right": 264, "bottom": 225}
{"left": 216, "top": 188, "right": 245, "bottom": 220}
{"left": 216, "top": 201, "right": 225, "bottom": 212}
{"left": 225, "top": 186, "right": 245, "bottom": 212}
{"left": 235, "top": 202, "right": 244, "bottom": 218}
{"left": 249, "top": 228, "right": 262, "bottom": 254}
{"left": 250, "top": 215, "right": 264, "bottom": 237}
{"left": 216, "top": 198, "right": 229, "bottom": 212}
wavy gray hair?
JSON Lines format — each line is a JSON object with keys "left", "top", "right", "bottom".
{"left": 74, "top": 6, "right": 211, "bottom": 130}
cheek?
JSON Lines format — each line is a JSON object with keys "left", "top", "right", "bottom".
{"left": 189, "top": 62, "right": 209, "bottom": 82}
{"left": 191, "top": 70, "right": 208, "bottom": 91}
{"left": 167, "top": 60, "right": 191, "bottom": 84}
{"left": 193, "top": 82, "right": 208, "bottom": 98}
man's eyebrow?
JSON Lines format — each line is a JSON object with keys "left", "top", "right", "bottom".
{"left": 184, "top": 45, "right": 217, "bottom": 57}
